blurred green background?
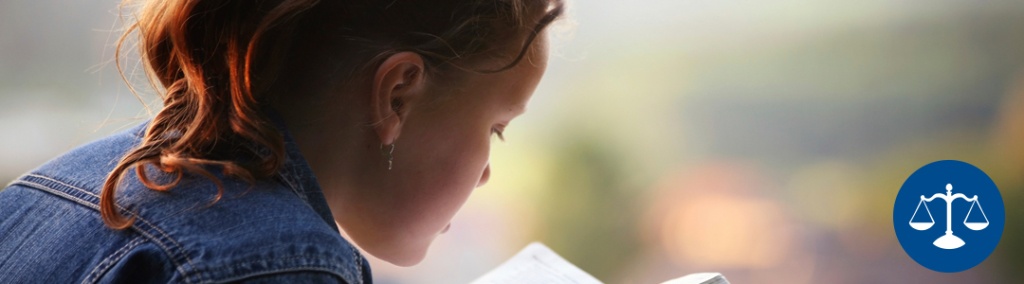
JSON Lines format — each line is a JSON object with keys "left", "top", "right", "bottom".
{"left": 3, "top": 1, "right": 1023, "bottom": 283}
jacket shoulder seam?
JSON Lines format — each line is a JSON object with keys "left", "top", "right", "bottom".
{"left": 10, "top": 174, "right": 203, "bottom": 284}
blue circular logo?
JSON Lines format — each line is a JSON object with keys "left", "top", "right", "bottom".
{"left": 893, "top": 160, "right": 1004, "bottom": 273}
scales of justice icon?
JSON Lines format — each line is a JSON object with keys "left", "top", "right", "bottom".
{"left": 908, "top": 183, "right": 990, "bottom": 249}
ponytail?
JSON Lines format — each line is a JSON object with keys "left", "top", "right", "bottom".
{"left": 102, "top": 0, "right": 318, "bottom": 229}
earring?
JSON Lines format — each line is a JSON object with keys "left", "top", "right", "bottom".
{"left": 381, "top": 143, "right": 395, "bottom": 170}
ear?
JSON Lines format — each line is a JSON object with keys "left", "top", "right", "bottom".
{"left": 370, "top": 52, "right": 426, "bottom": 145}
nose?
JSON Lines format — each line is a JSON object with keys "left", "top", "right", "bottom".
{"left": 477, "top": 164, "right": 491, "bottom": 188}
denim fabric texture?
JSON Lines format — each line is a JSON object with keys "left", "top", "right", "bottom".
{"left": 0, "top": 119, "right": 373, "bottom": 284}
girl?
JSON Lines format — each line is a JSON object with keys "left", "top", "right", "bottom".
{"left": 0, "top": 0, "right": 564, "bottom": 282}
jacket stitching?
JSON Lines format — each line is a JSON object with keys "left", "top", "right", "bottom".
{"left": 227, "top": 255, "right": 344, "bottom": 268}
{"left": 193, "top": 255, "right": 353, "bottom": 283}
{"left": 353, "top": 249, "right": 363, "bottom": 284}
{"left": 207, "top": 266, "right": 349, "bottom": 283}
{"left": 24, "top": 174, "right": 201, "bottom": 277}
{"left": 81, "top": 235, "right": 146, "bottom": 284}
{"left": 11, "top": 176, "right": 201, "bottom": 284}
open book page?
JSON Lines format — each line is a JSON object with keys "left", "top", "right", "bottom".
{"left": 660, "top": 272, "right": 729, "bottom": 284}
{"left": 470, "top": 242, "right": 729, "bottom": 284}
{"left": 470, "top": 242, "right": 602, "bottom": 284}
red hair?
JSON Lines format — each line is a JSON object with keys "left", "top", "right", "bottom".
{"left": 103, "top": 0, "right": 565, "bottom": 229}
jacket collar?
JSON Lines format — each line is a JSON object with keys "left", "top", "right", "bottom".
{"left": 266, "top": 109, "right": 341, "bottom": 232}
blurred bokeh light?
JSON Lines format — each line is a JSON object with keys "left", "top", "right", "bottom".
{"left": 3, "top": 1, "right": 1022, "bottom": 283}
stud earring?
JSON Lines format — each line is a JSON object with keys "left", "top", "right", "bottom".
{"left": 381, "top": 143, "right": 395, "bottom": 170}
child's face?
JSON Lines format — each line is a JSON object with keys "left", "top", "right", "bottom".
{"left": 338, "top": 33, "right": 550, "bottom": 266}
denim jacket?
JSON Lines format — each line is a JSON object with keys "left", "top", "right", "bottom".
{"left": 0, "top": 120, "right": 373, "bottom": 283}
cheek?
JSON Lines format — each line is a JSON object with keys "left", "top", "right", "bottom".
{"left": 422, "top": 128, "right": 490, "bottom": 206}
{"left": 395, "top": 120, "right": 491, "bottom": 229}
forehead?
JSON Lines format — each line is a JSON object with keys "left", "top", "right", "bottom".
{"left": 496, "top": 35, "right": 548, "bottom": 114}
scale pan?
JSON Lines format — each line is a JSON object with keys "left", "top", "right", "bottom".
{"left": 965, "top": 222, "right": 988, "bottom": 230}
{"left": 910, "top": 222, "right": 934, "bottom": 230}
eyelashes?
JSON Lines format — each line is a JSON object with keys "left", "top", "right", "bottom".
{"left": 491, "top": 126, "right": 506, "bottom": 141}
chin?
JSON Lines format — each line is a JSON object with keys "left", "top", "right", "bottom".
{"left": 340, "top": 219, "right": 443, "bottom": 267}
{"left": 371, "top": 241, "right": 430, "bottom": 267}
{"left": 350, "top": 231, "right": 436, "bottom": 267}
{"left": 383, "top": 253, "right": 427, "bottom": 267}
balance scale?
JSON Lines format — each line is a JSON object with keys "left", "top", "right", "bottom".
{"left": 908, "top": 183, "right": 989, "bottom": 249}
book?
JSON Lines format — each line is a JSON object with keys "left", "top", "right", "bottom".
{"left": 470, "top": 242, "right": 729, "bottom": 284}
